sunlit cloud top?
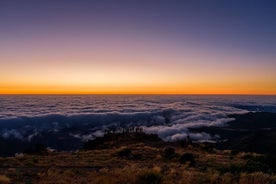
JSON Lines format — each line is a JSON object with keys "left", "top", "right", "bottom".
{"left": 0, "top": 0, "right": 275, "bottom": 94}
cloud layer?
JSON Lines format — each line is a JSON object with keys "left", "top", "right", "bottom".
{"left": 0, "top": 95, "right": 275, "bottom": 145}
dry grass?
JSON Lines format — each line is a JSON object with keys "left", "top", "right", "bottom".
{"left": 0, "top": 139, "right": 275, "bottom": 184}
{"left": 239, "top": 172, "right": 276, "bottom": 184}
{"left": 0, "top": 175, "right": 11, "bottom": 183}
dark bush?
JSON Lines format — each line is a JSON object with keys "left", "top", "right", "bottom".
{"left": 179, "top": 153, "right": 195, "bottom": 166}
{"left": 24, "top": 144, "right": 47, "bottom": 155}
{"left": 117, "top": 148, "right": 132, "bottom": 157}
{"left": 163, "top": 147, "right": 175, "bottom": 159}
{"left": 241, "top": 154, "right": 254, "bottom": 160}
{"left": 25, "top": 179, "right": 33, "bottom": 184}
{"left": 200, "top": 143, "right": 214, "bottom": 153}
{"left": 244, "top": 155, "right": 276, "bottom": 173}
{"left": 137, "top": 171, "right": 163, "bottom": 184}
{"left": 216, "top": 155, "right": 276, "bottom": 174}
{"left": 178, "top": 140, "right": 188, "bottom": 148}
{"left": 83, "top": 138, "right": 109, "bottom": 150}
{"left": 133, "top": 153, "right": 142, "bottom": 160}
{"left": 230, "top": 150, "right": 240, "bottom": 155}
{"left": 244, "top": 159, "right": 270, "bottom": 173}
{"left": 216, "top": 164, "right": 243, "bottom": 174}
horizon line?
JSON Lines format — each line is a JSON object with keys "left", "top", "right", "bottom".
{"left": 0, "top": 93, "right": 275, "bottom": 96}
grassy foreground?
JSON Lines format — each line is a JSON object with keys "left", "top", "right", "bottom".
{"left": 0, "top": 132, "right": 276, "bottom": 184}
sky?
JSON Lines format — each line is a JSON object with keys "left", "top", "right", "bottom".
{"left": 0, "top": 0, "right": 276, "bottom": 94}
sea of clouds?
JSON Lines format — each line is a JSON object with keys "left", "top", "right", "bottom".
{"left": 0, "top": 95, "right": 276, "bottom": 144}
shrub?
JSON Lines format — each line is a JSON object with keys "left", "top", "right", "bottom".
{"left": 253, "top": 155, "right": 276, "bottom": 172}
{"left": 217, "top": 157, "right": 274, "bottom": 174}
{"left": 244, "top": 154, "right": 276, "bottom": 173}
{"left": 163, "top": 147, "right": 175, "bottom": 159}
{"left": 136, "top": 171, "right": 163, "bottom": 184}
{"left": 200, "top": 144, "right": 214, "bottom": 153}
{"left": 24, "top": 144, "right": 47, "bottom": 155}
{"left": 83, "top": 137, "right": 109, "bottom": 150}
{"left": 32, "top": 156, "right": 38, "bottom": 163}
{"left": 25, "top": 179, "right": 33, "bottom": 184}
{"left": 133, "top": 153, "right": 142, "bottom": 160}
{"left": 216, "top": 164, "right": 243, "bottom": 174}
{"left": 244, "top": 159, "right": 270, "bottom": 173}
{"left": 179, "top": 153, "right": 195, "bottom": 166}
{"left": 241, "top": 153, "right": 254, "bottom": 160}
{"left": 117, "top": 148, "right": 132, "bottom": 157}
{"left": 230, "top": 150, "right": 239, "bottom": 155}
{"left": 178, "top": 140, "right": 188, "bottom": 148}
{"left": 240, "top": 172, "right": 274, "bottom": 184}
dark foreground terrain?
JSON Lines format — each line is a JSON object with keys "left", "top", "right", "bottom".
{"left": 191, "top": 112, "right": 276, "bottom": 155}
{"left": 0, "top": 132, "right": 276, "bottom": 184}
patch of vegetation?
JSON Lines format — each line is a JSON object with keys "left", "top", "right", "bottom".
{"left": 245, "top": 155, "right": 276, "bottom": 173}
{"left": 83, "top": 137, "right": 110, "bottom": 150}
{"left": 24, "top": 158, "right": 35, "bottom": 166}
{"left": 136, "top": 171, "right": 163, "bottom": 184}
{"left": 241, "top": 153, "right": 254, "bottom": 160}
{"left": 177, "top": 139, "right": 189, "bottom": 148}
{"left": 132, "top": 153, "right": 142, "bottom": 160}
{"left": 24, "top": 144, "right": 48, "bottom": 155}
{"left": 162, "top": 147, "right": 176, "bottom": 159}
{"left": 25, "top": 178, "right": 33, "bottom": 184}
{"left": 179, "top": 153, "right": 195, "bottom": 166}
{"left": 199, "top": 143, "right": 214, "bottom": 153}
{"left": 216, "top": 163, "right": 244, "bottom": 174}
{"left": 216, "top": 155, "right": 276, "bottom": 174}
{"left": 244, "top": 159, "right": 270, "bottom": 173}
{"left": 230, "top": 150, "right": 240, "bottom": 155}
{"left": 117, "top": 148, "right": 132, "bottom": 157}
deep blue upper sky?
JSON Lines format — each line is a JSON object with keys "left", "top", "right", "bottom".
{"left": 1, "top": 0, "right": 275, "bottom": 56}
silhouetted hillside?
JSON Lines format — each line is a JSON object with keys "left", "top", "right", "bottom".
{"left": 191, "top": 112, "right": 276, "bottom": 154}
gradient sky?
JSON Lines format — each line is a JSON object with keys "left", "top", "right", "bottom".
{"left": 1, "top": 0, "right": 276, "bottom": 94}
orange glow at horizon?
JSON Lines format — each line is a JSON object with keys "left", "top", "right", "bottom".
{"left": 1, "top": 58, "right": 276, "bottom": 95}
{"left": 1, "top": 35, "right": 276, "bottom": 95}
{"left": 1, "top": 81, "right": 276, "bottom": 95}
